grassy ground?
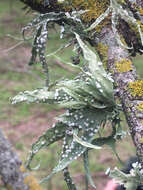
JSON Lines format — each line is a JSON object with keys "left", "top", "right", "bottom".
{"left": 0, "top": 1, "right": 143, "bottom": 190}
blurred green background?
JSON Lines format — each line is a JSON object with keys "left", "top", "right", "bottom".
{"left": 0, "top": 0, "right": 143, "bottom": 189}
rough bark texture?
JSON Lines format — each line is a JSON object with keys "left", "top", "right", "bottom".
{"left": 95, "top": 27, "right": 143, "bottom": 164}
{"left": 0, "top": 128, "right": 28, "bottom": 190}
{"left": 136, "top": 0, "right": 143, "bottom": 8}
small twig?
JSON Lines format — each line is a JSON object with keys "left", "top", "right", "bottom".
{"left": 2, "top": 41, "right": 24, "bottom": 53}
{"left": 54, "top": 60, "right": 77, "bottom": 73}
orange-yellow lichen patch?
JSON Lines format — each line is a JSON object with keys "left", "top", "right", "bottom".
{"left": 115, "top": 59, "right": 133, "bottom": 73}
{"left": 128, "top": 80, "right": 143, "bottom": 97}
{"left": 24, "top": 175, "right": 43, "bottom": 190}
{"left": 139, "top": 8, "right": 143, "bottom": 16}
{"left": 20, "top": 165, "right": 43, "bottom": 190}
{"left": 20, "top": 165, "right": 27, "bottom": 173}
{"left": 137, "top": 102, "right": 143, "bottom": 111}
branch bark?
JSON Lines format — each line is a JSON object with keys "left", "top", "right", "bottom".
{"left": 0, "top": 128, "right": 29, "bottom": 190}
{"left": 95, "top": 27, "right": 143, "bottom": 164}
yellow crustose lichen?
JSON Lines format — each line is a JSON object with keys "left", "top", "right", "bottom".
{"left": 128, "top": 80, "right": 143, "bottom": 97}
{"left": 137, "top": 102, "right": 143, "bottom": 111}
{"left": 115, "top": 59, "right": 133, "bottom": 73}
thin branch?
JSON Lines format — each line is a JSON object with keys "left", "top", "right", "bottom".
{"left": 2, "top": 41, "right": 24, "bottom": 53}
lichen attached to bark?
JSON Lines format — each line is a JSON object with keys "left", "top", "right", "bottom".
{"left": 115, "top": 59, "right": 133, "bottom": 73}
{"left": 128, "top": 80, "right": 143, "bottom": 97}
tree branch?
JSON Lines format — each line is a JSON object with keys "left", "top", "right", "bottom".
{"left": 0, "top": 128, "right": 29, "bottom": 190}
{"left": 95, "top": 27, "right": 143, "bottom": 164}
